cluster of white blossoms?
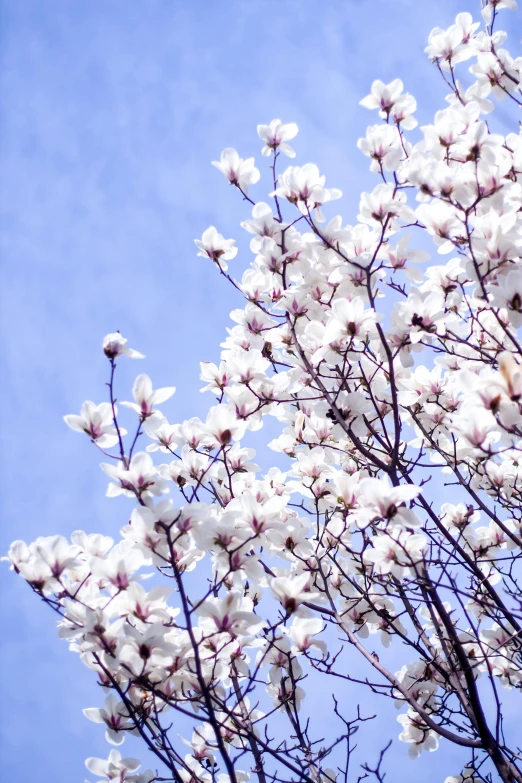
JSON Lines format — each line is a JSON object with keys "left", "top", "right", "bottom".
{"left": 6, "top": 3, "right": 522, "bottom": 783}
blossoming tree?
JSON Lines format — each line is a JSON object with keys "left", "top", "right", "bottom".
{"left": 6, "top": 2, "right": 522, "bottom": 782}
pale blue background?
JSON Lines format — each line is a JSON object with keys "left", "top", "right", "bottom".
{"left": 0, "top": 1, "right": 519, "bottom": 781}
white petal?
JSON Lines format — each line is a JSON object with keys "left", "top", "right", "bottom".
{"left": 151, "top": 386, "right": 176, "bottom": 404}
{"left": 83, "top": 707, "right": 106, "bottom": 724}
{"left": 63, "top": 414, "right": 86, "bottom": 433}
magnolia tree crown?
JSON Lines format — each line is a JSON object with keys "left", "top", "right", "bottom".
{"left": 5, "top": 2, "right": 522, "bottom": 783}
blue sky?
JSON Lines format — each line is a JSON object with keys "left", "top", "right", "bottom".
{"left": 0, "top": 1, "right": 519, "bottom": 781}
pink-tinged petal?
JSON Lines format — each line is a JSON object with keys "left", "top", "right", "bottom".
{"left": 120, "top": 401, "right": 142, "bottom": 415}
{"left": 133, "top": 373, "right": 153, "bottom": 402}
{"left": 63, "top": 414, "right": 86, "bottom": 432}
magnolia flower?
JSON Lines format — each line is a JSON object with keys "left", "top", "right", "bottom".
{"left": 287, "top": 617, "right": 327, "bottom": 655}
{"left": 491, "top": 269, "right": 522, "bottom": 327}
{"left": 385, "top": 235, "right": 430, "bottom": 274}
{"left": 200, "top": 360, "right": 232, "bottom": 394}
{"left": 397, "top": 710, "right": 439, "bottom": 758}
{"left": 83, "top": 694, "right": 134, "bottom": 745}
{"left": 267, "top": 678, "right": 306, "bottom": 712}
{"left": 330, "top": 470, "right": 361, "bottom": 509}
{"left": 360, "top": 78, "right": 404, "bottom": 110}
{"left": 356, "top": 479, "right": 421, "bottom": 528}
{"left": 270, "top": 573, "right": 320, "bottom": 614}
{"left": 358, "top": 183, "right": 411, "bottom": 227}
{"left": 114, "top": 582, "right": 173, "bottom": 623}
{"left": 122, "top": 374, "right": 176, "bottom": 419}
{"left": 90, "top": 545, "right": 144, "bottom": 595}
{"left": 103, "top": 332, "right": 144, "bottom": 360}
{"left": 224, "top": 347, "right": 270, "bottom": 383}
{"left": 395, "top": 288, "right": 448, "bottom": 343}
{"left": 363, "top": 528, "right": 427, "bottom": 579}
{"left": 241, "top": 201, "right": 281, "bottom": 247}
{"left": 196, "top": 592, "right": 264, "bottom": 636}
{"left": 16, "top": 557, "right": 53, "bottom": 593}
{"left": 212, "top": 148, "right": 260, "bottom": 194}
{"left": 102, "top": 451, "right": 169, "bottom": 498}
{"left": 257, "top": 119, "right": 298, "bottom": 157}
{"left": 195, "top": 226, "right": 238, "bottom": 271}
{"left": 119, "top": 622, "right": 175, "bottom": 675}
{"left": 34, "top": 535, "right": 80, "bottom": 579}
{"left": 272, "top": 163, "right": 342, "bottom": 218}
{"left": 453, "top": 415, "right": 498, "bottom": 451}
{"left": 180, "top": 726, "right": 218, "bottom": 763}
{"left": 64, "top": 401, "right": 124, "bottom": 447}
{"left": 357, "top": 124, "right": 403, "bottom": 172}
{"left": 425, "top": 20, "right": 474, "bottom": 70}
{"left": 416, "top": 201, "right": 462, "bottom": 254}
{"left": 322, "top": 297, "right": 376, "bottom": 345}
{"left": 143, "top": 415, "right": 183, "bottom": 452}
{"left": 3, "top": 539, "right": 31, "bottom": 572}
{"left": 85, "top": 749, "right": 153, "bottom": 782}
{"left": 204, "top": 404, "right": 247, "bottom": 446}
{"left": 230, "top": 493, "right": 287, "bottom": 536}
{"left": 390, "top": 93, "right": 418, "bottom": 129}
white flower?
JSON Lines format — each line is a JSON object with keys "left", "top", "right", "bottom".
{"left": 101, "top": 451, "right": 169, "bottom": 498}
{"left": 212, "top": 148, "right": 260, "bottom": 194}
{"left": 287, "top": 617, "right": 327, "bottom": 655}
{"left": 491, "top": 269, "right": 522, "bottom": 327}
{"left": 360, "top": 78, "right": 404, "bottom": 112}
{"left": 322, "top": 297, "right": 376, "bottom": 345}
{"left": 103, "top": 332, "right": 144, "bottom": 360}
{"left": 357, "top": 124, "right": 403, "bottom": 172}
{"left": 356, "top": 478, "right": 421, "bottom": 529}
{"left": 34, "top": 535, "right": 80, "bottom": 579}
{"left": 363, "top": 528, "right": 427, "bottom": 579}
{"left": 64, "top": 401, "right": 124, "bottom": 448}
{"left": 257, "top": 119, "right": 298, "bottom": 158}
{"left": 204, "top": 404, "right": 247, "bottom": 446}
{"left": 425, "top": 21, "right": 474, "bottom": 70}
{"left": 121, "top": 374, "right": 176, "bottom": 419}
{"left": 89, "top": 541, "right": 144, "bottom": 590}
{"left": 272, "top": 163, "right": 341, "bottom": 219}
{"left": 196, "top": 592, "right": 265, "bottom": 635}
{"left": 83, "top": 694, "right": 134, "bottom": 745}
{"left": 195, "top": 226, "right": 238, "bottom": 271}
{"left": 397, "top": 710, "right": 439, "bottom": 758}
{"left": 143, "top": 415, "right": 183, "bottom": 452}
{"left": 85, "top": 748, "right": 152, "bottom": 781}
{"left": 270, "top": 573, "right": 320, "bottom": 614}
